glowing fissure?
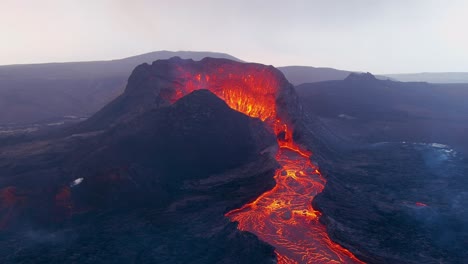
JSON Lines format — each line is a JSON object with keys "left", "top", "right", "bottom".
{"left": 169, "top": 66, "right": 364, "bottom": 264}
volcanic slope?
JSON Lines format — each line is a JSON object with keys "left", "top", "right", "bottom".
{"left": 0, "top": 89, "right": 279, "bottom": 263}
{"left": 105, "top": 57, "right": 364, "bottom": 263}
{"left": 1, "top": 57, "right": 365, "bottom": 263}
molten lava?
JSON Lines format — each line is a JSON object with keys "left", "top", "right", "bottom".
{"left": 226, "top": 147, "right": 363, "bottom": 263}
{"left": 163, "top": 64, "right": 279, "bottom": 123}
{"left": 168, "top": 64, "right": 364, "bottom": 264}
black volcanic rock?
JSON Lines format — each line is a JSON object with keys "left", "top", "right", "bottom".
{"left": 69, "top": 89, "right": 277, "bottom": 208}
{"left": 0, "top": 88, "right": 278, "bottom": 263}
{"left": 313, "top": 143, "right": 468, "bottom": 264}
{"left": 296, "top": 75, "right": 468, "bottom": 263}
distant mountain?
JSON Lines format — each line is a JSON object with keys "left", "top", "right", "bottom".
{"left": 383, "top": 72, "right": 468, "bottom": 83}
{"left": 277, "top": 66, "right": 468, "bottom": 85}
{"left": 296, "top": 72, "right": 468, "bottom": 154}
{"left": 0, "top": 51, "right": 241, "bottom": 79}
{"left": 277, "top": 66, "right": 353, "bottom": 85}
{"left": 278, "top": 66, "right": 392, "bottom": 85}
{"left": 0, "top": 51, "right": 241, "bottom": 124}
{"left": 7, "top": 49, "right": 467, "bottom": 126}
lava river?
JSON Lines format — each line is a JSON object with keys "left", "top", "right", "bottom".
{"left": 226, "top": 143, "right": 364, "bottom": 264}
{"left": 167, "top": 64, "right": 364, "bottom": 264}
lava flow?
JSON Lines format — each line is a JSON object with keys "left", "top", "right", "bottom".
{"left": 226, "top": 146, "right": 364, "bottom": 264}
{"left": 168, "top": 62, "right": 364, "bottom": 264}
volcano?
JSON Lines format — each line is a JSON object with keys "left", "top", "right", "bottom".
{"left": 75, "top": 57, "right": 303, "bottom": 143}
{"left": 0, "top": 86, "right": 278, "bottom": 263}
{"left": 100, "top": 57, "right": 363, "bottom": 263}
{"left": 0, "top": 57, "right": 364, "bottom": 263}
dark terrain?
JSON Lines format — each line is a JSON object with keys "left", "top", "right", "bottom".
{"left": 1, "top": 58, "right": 467, "bottom": 263}
{"left": 314, "top": 142, "right": 468, "bottom": 264}
{"left": 0, "top": 57, "right": 288, "bottom": 263}
{"left": 297, "top": 73, "right": 468, "bottom": 155}
{"left": 298, "top": 73, "right": 468, "bottom": 263}
{"left": 0, "top": 89, "right": 279, "bottom": 263}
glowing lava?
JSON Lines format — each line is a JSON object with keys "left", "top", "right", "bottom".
{"left": 226, "top": 146, "right": 364, "bottom": 264}
{"left": 167, "top": 62, "right": 364, "bottom": 264}
{"left": 162, "top": 63, "right": 279, "bottom": 123}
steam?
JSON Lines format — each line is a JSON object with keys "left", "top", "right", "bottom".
{"left": 70, "top": 177, "right": 84, "bottom": 187}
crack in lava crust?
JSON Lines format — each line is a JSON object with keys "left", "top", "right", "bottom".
{"left": 167, "top": 64, "right": 364, "bottom": 263}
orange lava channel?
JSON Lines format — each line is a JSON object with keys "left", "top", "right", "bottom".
{"left": 226, "top": 143, "right": 364, "bottom": 264}
{"left": 169, "top": 67, "right": 364, "bottom": 263}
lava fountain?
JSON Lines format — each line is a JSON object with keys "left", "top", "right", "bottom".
{"left": 162, "top": 58, "right": 364, "bottom": 264}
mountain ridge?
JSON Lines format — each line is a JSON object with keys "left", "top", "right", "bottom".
{"left": 0, "top": 51, "right": 242, "bottom": 125}
{"left": 383, "top": 72, "right": 468, "bottom": 83}
{"left": 1, "top": 50, "right": 467, "bottom": 126}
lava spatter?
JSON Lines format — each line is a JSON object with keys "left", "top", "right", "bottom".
{"left": 168, "top": 62, "right": 364, "bottom": 264}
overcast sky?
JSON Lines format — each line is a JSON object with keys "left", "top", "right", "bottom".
{"left": 1, "top": 0, "right": 467, "bottom": 73}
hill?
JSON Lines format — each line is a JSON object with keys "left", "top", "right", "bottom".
{"left": 278, "top": 66, "right": 392, "bottom": 85}
{"left": 296, "top": 72, "right": 468, "bottom": 154}
{"left": 0, "top": 59, "right": 280, "bottom": 263}
{"left": 383, "top": 72, "right": 468, "bottom": 83}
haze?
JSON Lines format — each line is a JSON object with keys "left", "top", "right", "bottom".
{"left": 1, "top": 0, "right": 467, "bottom": 73}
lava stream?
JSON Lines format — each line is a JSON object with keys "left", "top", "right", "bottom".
{"left": 167, "top": 66, "right": 363, "bottom": 263}
{"left": 226, "top": 145, "right": 364, "bottom": 264}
